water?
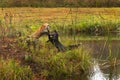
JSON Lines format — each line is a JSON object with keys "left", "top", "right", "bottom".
{"left": 79, "top": 40, "right": 120, "bottom": 59}
{"left": 89, "top": 61, "right": 120, "bottom": 80}
{"left": 62, "top": 33, "right": 120, "bottom": 80}
{"left": 80, "top": 40, "right": 120, "bottom": 80}
{"left": 78, "top": 39, "right": 120, "bottom": 80}
{"left": 89, "top": 61, "right": 106, "bottom": 80}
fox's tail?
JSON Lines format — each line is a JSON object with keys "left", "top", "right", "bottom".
{"left": 67, "top": 43, "right": 81, "bottom": 50}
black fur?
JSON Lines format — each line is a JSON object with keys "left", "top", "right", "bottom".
{"left": 47, "top": 30, "right": 81, "bottom": 52}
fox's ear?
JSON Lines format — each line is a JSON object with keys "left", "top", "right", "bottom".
{"left": 42, "top": 23, "right": 50, "bottom": 30}
{"left": 43, "top": 23, "right": 49, "bottom": 27}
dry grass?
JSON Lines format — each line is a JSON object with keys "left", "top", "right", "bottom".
{"left": 0, "top": 8, "right": 120, "bottom": 22}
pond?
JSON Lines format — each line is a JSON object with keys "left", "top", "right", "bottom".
{"left": 62, "top": 33, "right": 120, "bottom": 80}
{"left": 82, "top": 40, "right": 120, "bottom": 80}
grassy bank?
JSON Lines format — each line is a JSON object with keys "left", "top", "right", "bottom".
{"left": 19, "top": 40, "right": 92, "bottom": 80}
{"left": 0, "top": 37, "right": 92, "bottom": 80}
{"left": 0, "top": 58, "right": 33, "bottom": 80}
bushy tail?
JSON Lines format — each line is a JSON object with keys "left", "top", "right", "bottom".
{"left": 67, "top": 43, "right": 81, "bottom": 50}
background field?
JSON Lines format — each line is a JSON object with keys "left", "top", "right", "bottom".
{"left": 0, "top": 8, "right": 120, "bottom": 39}
{"left": 0, "top": 8, "right": 120, "bottom": 24}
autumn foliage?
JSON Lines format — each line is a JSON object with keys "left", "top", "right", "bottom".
{"left": 0, "top": 0, "right": 120, "bottom": 7}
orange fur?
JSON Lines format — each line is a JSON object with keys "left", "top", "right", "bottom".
{"left": 30, "top": 23, "right": 49, "bottom": 39}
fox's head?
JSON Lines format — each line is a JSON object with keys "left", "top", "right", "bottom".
{"left": 41, "top": 23, "right": 50, "bottom": 33}
{"left": 39, "top": 23, "right": 50, "bottom": 36}
{"left": 30, "top": 23, "right": 50, "bottom": 38}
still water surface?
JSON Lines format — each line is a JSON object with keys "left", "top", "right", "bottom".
{"left": 61, "top": 33, "right": 120, "bottom": 80}
{"left": 80, "top": 39, "right": 120, "bottom": 80}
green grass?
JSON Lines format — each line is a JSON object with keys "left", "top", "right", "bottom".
{"left": 0, "top": 58, "right": 33, "bottom": 80}
{"left": 26, "top": 47, "right": 91, "bottom": 80}
{"left": 17, "top": 36, "right": 92, "bottom": 80}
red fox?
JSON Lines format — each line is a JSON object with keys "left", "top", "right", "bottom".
{"left": 30, "top": 23, "right": 50, "bottom": 39}
{"left": 24, "top": 23, "right": 50, "bottom": 49}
